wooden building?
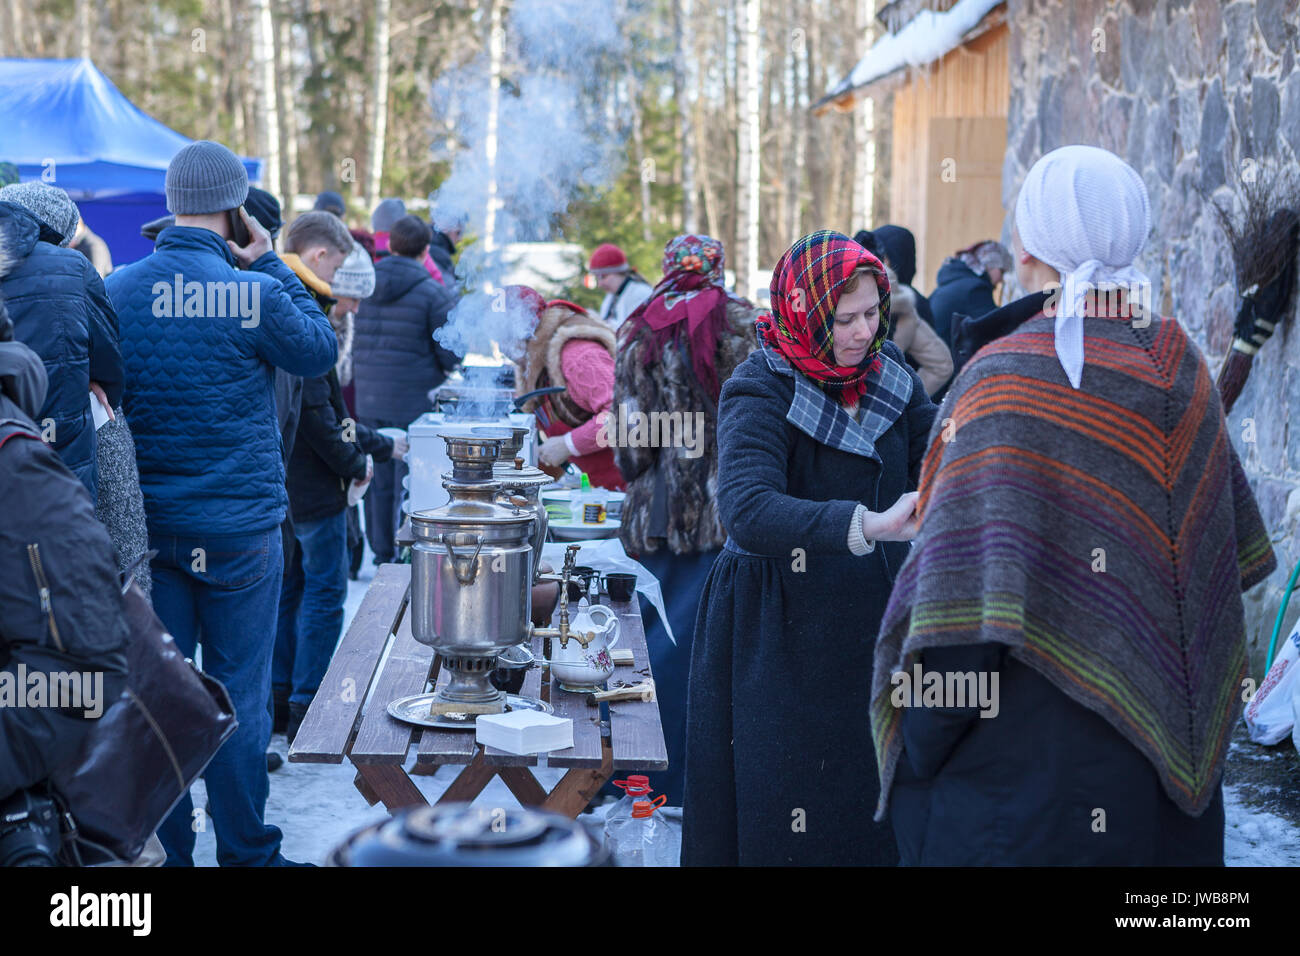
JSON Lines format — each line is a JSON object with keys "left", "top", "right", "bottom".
{"left": 819, "top": 0, "right": 1010, "bottom": 293}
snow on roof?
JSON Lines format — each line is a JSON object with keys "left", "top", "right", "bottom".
{"left": 823, "top": 0, "right": 1004, "bottom": 103}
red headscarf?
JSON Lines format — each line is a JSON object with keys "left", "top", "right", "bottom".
{"left": 757, "top": 230, "right": 891, "bottom": 406}
{"left": 625, "top": 234, "right": 739, "bottom": 402}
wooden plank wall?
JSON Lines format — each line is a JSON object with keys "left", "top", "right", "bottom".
{"left": 887, "top": 21, "right": 1010, "bottom": 292}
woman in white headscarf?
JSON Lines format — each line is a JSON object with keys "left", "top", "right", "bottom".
{"left": 868, "top": 145, "right": 1276, "bottom": 865}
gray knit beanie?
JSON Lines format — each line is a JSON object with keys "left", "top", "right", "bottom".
{"left": 371, "top": 198, "right": 406, "bottom": 233}
{"left": 0, "top": 182, "right": 80, "bottom": 246}
{"left": 165, "top": 141, "right": 249, "bottom": 215}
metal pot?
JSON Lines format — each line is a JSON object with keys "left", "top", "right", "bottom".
{"left": 409, "top": 496, "right": 534, "bottom": 656}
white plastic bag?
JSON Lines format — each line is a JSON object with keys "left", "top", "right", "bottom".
{"left": 541, "top": 538, "right": 676, "bottom": 644}
{"left": 1243, "top": 623, "right": 1300, "bottom": 745}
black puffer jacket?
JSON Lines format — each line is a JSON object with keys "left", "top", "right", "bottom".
{"left": 928, "top": 257, "right": 998, "bottom": 347}
{"left": 0, "top": 201, "right": 124, "bottom": 500}
{"left": 352, "top": 255, "right": 460, "bottom": 426}
{"left": 0, "top": 337, "right": 129, "bottom": 801}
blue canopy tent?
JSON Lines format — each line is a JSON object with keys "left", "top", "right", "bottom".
{"left": 0, "top": 57, "right": 262, "bottom": 265}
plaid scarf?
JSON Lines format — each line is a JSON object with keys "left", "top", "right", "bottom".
{"left": 760, "top": 343, "right": 913, "bottom": 462}
{"left": 756, "top": 230, "right": 891, "bottom": 406}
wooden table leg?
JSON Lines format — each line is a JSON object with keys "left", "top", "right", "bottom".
{"left": 352, "top": 761, "right": 428, "bottom": 813}
{"left": 541, "top": 736, "right": 614, "bottom": 819}
{"left": 434, "top": 748, "right": 500, "bottom": 805}
{"left": 498, "top": 766, "right": 549, "bottom": 807}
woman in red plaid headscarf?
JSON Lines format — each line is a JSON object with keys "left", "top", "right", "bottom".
{"left": 682, "top": 230, "right": 937, "bottom": 866}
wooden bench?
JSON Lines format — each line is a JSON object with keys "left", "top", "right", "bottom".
{"left": 289, "top": 563, "right": 668, "bottom": 818}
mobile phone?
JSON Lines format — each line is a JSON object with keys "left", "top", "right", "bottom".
{"left": 228, "top": 205, "right": 251, "bottom": 248}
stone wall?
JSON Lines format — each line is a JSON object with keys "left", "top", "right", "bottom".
{"left": 1004, "top": 0, "right": 1300, "bottom": 673}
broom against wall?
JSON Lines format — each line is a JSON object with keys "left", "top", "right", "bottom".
{"left": 1209, "top": 170, "right": 1300, "bottom": 414}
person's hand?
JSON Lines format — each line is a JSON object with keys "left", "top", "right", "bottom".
{"left": 861, "top": 492, "right": 920, "bottom": 542}
{"left": 365, "top": 456, "right": 374, "bottom": 483}
{"left": 538, "top": 434, "right": 571, "bottom": 468}
{"left": 89, "top": 382, "right": 115, "bottom": 422}
{"left": 227, "top": 206, "right": 272, "bottom": 266}
{"left": 391, "top": 435, "right": 409, "bottom": 461}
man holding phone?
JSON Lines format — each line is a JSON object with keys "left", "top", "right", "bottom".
{"left": 106, "top": 140, "right": 337, "bottom": 867}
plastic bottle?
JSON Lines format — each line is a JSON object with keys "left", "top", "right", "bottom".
{"left": 578, "top": 473, "right": 606, "bottom": 524}
{"left": 605, "top": 795, "right": 673, "bottom": 866}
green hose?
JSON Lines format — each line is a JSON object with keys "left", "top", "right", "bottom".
{"left": 1265, "top": 555, "right": 1300, "bottom": 672}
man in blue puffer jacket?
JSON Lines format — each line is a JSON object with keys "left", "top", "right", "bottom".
{"left": 107, "top": 141, "right": 337, "bottom": 868}
{"left": 0, "top": 185, "right": 124, "bottom": 500}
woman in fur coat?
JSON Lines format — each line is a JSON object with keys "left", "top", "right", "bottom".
{"left": 517, "top": 293, "right": 625, "bottom": 490}
{"left": 613, "top": 234, "right": 759, "bottom": 806}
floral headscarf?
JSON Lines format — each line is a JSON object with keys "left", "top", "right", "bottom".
{"left": 626, "top": 234, "right": 740, "bottom": 402}
{"left": 757, "top": 230, "right": 891, "bottom": 406}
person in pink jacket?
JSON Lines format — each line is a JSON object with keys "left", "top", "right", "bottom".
{"left": 510, "top": 287, "right": 624, "bottom": 490}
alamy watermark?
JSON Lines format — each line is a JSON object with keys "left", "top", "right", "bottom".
{"left": 0, "top": 664, "right": 105, "bottom": 718}
{"left": 889, "top": 663, "right": 1000, "bottom": 718}
{"left": 151, "top": 274, "right": 261, "bottom": 328}
{"left": 596, "top": 403, "right": 706, "bottom": 459}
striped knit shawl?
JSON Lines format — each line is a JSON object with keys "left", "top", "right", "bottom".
{"left": 870, "top": 312, "right": 1277, "bottom": 820}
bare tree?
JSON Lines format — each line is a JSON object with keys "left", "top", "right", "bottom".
{"left": 367, "top": 0, "right": 392, "bottom": 211}
{"left": 273, "top": 0, "right": 299, "bottom": 209}
{"left": 251, "top": 0, "right": 281, "bottom": 193}
{"left": 675, "top": 0, "right": 699, "bottom": 234}
{"left": 736, "top": 0, "right": 761, "bottom": 298}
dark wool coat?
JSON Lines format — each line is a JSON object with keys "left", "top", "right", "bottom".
{"left": 613, "top": 297, "right": 759, "bottom": 556}
{"left": 0, "top": 201, "right": 124, "bottom": 500}
{"left": 682, "top": 341, "right": 937, "bottom": 866}
{"left": 927, "top": 258, "right": 998, "bottom": 347}
{"left": 352, "top": 255, "right": 460, "bottom": 426}
{"left": 888, "top": 642, "right": 1226, "bottom": 865}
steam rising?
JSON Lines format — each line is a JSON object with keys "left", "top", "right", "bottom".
{"left": 431, "top": 0, "right": 627, "bottom": 359}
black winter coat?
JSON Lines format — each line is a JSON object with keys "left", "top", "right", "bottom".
{"left": 0, "top": 339, "right": 128, "bottom": 801}
{"left": 890, "top": 641, "right": 1225, "bottom": 865}
{"left": 928, "top": 258, "right": 998, "bottom": 347}
{"left": 352, "top": 255, "right": 460, "bottom": 426}
{"left": 0, "top": 202, "right": 123, "bottom": 500}
{"left": 683, "top": 342, "right": 937, "bottom": 866}
{"left": 873, "top": 224, "right": 935, "bottom": 328}
{"left": 288, "top": 367, "right": 394, "bottom": 523}
{"left": 950, "top": 291, "right": 1051, "bottom": 379}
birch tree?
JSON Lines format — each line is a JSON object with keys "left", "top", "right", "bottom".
{"left": 367, "top": 0, "right": 392, "bottom": 211}
{"left": 251, "top": 0, "right": 281, "bottom": 196}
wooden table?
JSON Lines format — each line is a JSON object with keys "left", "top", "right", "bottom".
{"left": 288, "top": 563, "right": 668, "bottom": 818}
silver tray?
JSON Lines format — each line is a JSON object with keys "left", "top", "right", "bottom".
{"left": 387, "top": 693, "right": 553, "bottom": 730}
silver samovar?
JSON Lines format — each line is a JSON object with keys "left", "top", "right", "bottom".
{"left": 391, "top": 431, "right": 587, "bottom": 727}
{"left": 474, "top": 424, "right": 550, "bottom": 582}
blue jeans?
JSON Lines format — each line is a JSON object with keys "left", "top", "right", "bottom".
{"left": 273, "top": 511, "right": 348, "bottom": 708}
{"left": 150, "top": 528, "right": 286, "bottom": 867}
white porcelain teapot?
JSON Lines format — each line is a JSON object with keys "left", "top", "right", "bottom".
{"left": 548, "top": 598, "right": 621, "bottom": 693}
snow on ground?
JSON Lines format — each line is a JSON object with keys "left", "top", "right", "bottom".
{"left": 1224, "top": 784, "right": 1300, "bottom": 866}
